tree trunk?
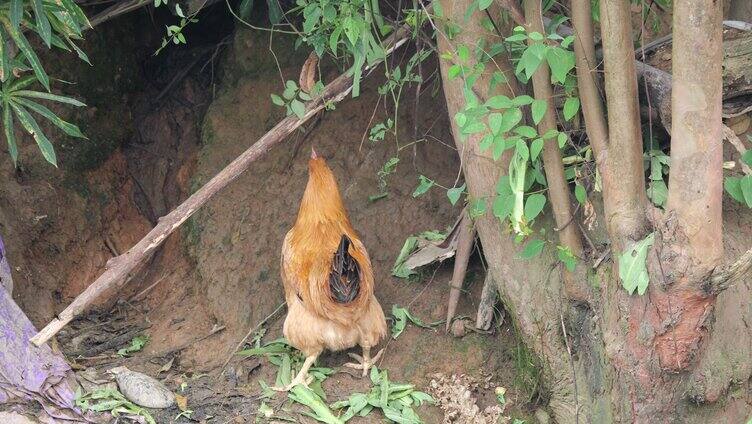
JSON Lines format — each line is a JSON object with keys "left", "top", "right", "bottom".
{"left": 436, "top": 0, "right": 592, "bottom": 421}
{"left": 438, "top": 1, "right": 752, "bottom": 423}
{"left": 598, "top": 0, "right": 650, "bottom": 249}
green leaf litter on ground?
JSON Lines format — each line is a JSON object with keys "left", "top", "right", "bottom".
{"left": 391, "top": 305, "right": 443, "bottom": 339}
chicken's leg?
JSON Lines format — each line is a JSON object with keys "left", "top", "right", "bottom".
{"left": 343, "top": 346, "right": 383, "bottom": 377}
{"left": 273, "top": 354, "right": 317, "bottom": 391}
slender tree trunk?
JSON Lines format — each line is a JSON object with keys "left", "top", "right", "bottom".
{"left": 665, "top": 0, "right": 724, "bottom": 276}
{"left": 571, "top": 0, "right": 608, "bottom": 168}
{"left": 598, "top": 0, "right": 649, "bottom": 249}
{"left": 524, "top": 0, "right": 588, "bottom": 302}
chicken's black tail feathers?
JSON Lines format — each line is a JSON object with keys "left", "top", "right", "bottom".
{"left": 329, "top": 234, "right": 361, "bottom": 303}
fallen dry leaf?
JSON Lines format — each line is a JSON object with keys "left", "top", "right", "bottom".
{"left": 175, "top": 394, "right": 189, "bottom": 412}
{"left": 299, "top": 51, "right": 319, "bottom": 93}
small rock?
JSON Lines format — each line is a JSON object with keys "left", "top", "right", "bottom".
{"left": 0, "top": 412, "right": 38, "bottom": 424}
{"left": 450, "top": 319, "right": 467, "bottom": 338}
{"left": 535, "top": 408, "right": 551, "bottom": 424}
{"left": 110, "top": 366, "right": 175, "bottom": 409}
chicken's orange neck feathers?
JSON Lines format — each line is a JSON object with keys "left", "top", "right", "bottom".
{"left": 295, "top": 157, "right": 349, "bottom": 225}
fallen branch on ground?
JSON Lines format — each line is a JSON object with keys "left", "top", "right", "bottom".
{"left": 445, "top": 209, "right": 473, "bottom": 331}
{"left": 30, "top": 12, "right": 422, "bottom": 347}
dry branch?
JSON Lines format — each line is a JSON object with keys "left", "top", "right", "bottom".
{"left": 30, "top": 17, "right": 419, "bottom": 347}
{"left": 524, "top": 0, "right": 587, "bottom": 302}
{"left": 710, "top": 247, "right": 752, "bottom": 293}
{"left": 445, "top": 209, "right": 474, "bottom": 331}
{"left": 475, "top": 272, "right": 498, "bottom": 330}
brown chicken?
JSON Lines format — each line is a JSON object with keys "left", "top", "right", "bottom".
{"left": 277, "top": 148, "right": 387, "bottom": 390}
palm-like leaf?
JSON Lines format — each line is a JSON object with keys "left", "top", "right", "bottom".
{"left": 0, "top": 0, "right": 91, "bottom": 166}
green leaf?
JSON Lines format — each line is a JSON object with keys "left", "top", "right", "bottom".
{"left": 457, "top": 44, "right": 470, "bottom": 62}
{"left": 329, "top": 26, "right": 341, "bottom": 52}
{"left": 724, "top": 177, "right": 746, "bottom": 204}
{"left": 528, "top": 31, "right": 544, "bottom": 41}
{"left": 270, "top": 93, "right": 284, "bottom": 106}
{"left": 530, "top": 138, "right": 544, "bottom": 161}
{"left": 647, "top": 180, "right": 668, "bottom": 207}
{"left": 289, "top": 385, "right": 343, "bottom": 424}
{"left": 469, "top": 198, "right": 486, "bottom": 218}
{"left": 515, "top": 138, "right": 529, "bottom": 161}
{"left": 117, "top": 335, "right": 149, "bottom": 356}
{"left": 266, "top": 0, "right": 283, "bottom": 24}
{"left": 3, "top": 20, "right": 49, "bottom": 91}
{"left": 514, "top": 125, "right": 537, "bottom": 138}
{"left": 505, "top": 33, "right": 527, "bottom": 42}
{"left": 488, "top": 112, "right": 503, "bottom": 135}
{"left": 618, "top": 232, "right": 655, "bottom": 295}
{"left": 11, "top": 103, "right": 56, "bottom": 166}
{"left": 391, "top": 305, "right": 440, "bottom": 339}
{"left": 557, "top": 246, "right": 577, "bottom": 271}
{"left": 741, "top": 175, "right": 752, "bottom": 208}
{"left": 0, "top": 28, "right": 10, "bottom": 82}
{"left": 485, "top": 95, "right": 512, "bottom": 109}
{"left": 454, "top": 112, "right": 467, "bottom": 127}
{"left": 9, "top": 0, "right": 23, "bottom": 30}
{"left": 413, "top": 175, "right": 434, "bottom": 197}
{"left": 542, "top": 128, "right": 558, "bottom": 139}
{"left": 66, "top": 38, "right": 91, "bottom": 65}
{"left": 342, "top": 17, "right": 359, "bottom": 45}
{"left": 238, "top": 0, "right": 254, "bottom": 19}
{"left": 557, "top": 131, "right": 568, "bottom": 148}
{"left": 479, "top": 133, "right": 494, "bottom": 152}
{"left": 492, "top": 194, "right": 514, "bottom": 220}
{"left": 447, "top": 183, "right": 465, "bottom": 205}
{"left": 520, "top": 239, "right": 545, "bottom": 259}
{"left": 743, "top": 150, "right": 752, "bottom": 168}
{"left": 14, "top": 97, "right": 85, "bottom": 138}
{"left": 31, "top": 0, "right": 51, "bottom": 47}
{"left": 60, "top": 0, "right": 91, "bottom": 28}
{"left": 563, "top": 97, "right": 580, "bottom": 121}
{"left": 500, "top": 108, "right": 522, "bottom": 133}
{"left": 461, "top": 120, "right": 485, "bottom": 135}
{"left": 546, "top": 47, "right": 576, "bottom": 84}
{"left": 519, "top": 44, "right": 547, "bottom": 79}
{"left": 574, "top": 184, "right": 586, "bottom": 204}
{"left": 478, "top": 0, "right": 494, "bottom": 10}
{"left": 447, "top": 64, "right": 462, "bottom": 79}
{"left": 490, "top": 71, "right": 508, "bottom": 92}
{"left": 15, "top": 90, "right": 86, "bottom": 106}
{"left": 511, "top": 95, "right": 534, "bottom": 106}
{"left": 524, "top": 193, "right": 546, "bottom": 221}
{"left": 492, "top": 136, "right": 506, "bottom": 161}
{"left": 3, "top": 103, "right": 18, "bottom": 166}
{"left": 531, "top": 99, "right": 547, "bottom": 125}
{"left": 290, "top": 99, "right": 306, "bottom": 119}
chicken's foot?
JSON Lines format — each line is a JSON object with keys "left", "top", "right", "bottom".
{"left": 343, "top": 346, "right": 384, "bottom": 377}
{"left": 273, "top": 354, "right": 317, "bottom": 391}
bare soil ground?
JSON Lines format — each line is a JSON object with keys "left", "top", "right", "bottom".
{"left": 0, "top": 9, "right": 536, "bottom": 424}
